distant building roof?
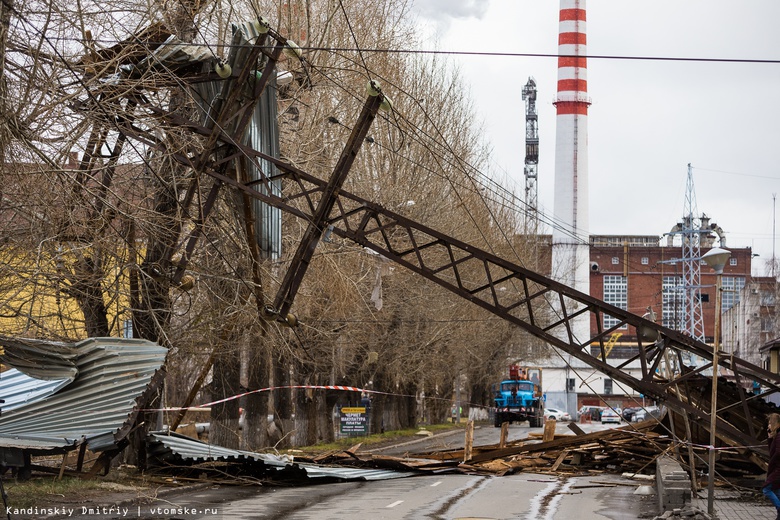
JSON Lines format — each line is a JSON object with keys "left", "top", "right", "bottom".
{"left": 590, "top": 235, "right": 661, "bottom": 247}
{"left": 760, "top": 337, "right": 780, "bottom": 353}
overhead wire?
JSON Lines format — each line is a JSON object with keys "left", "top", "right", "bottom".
{"left": 4, "top": 4, "right": 288, "bottom": 347}
{"left": 4, "top": 7, "right": 739, "bottom": 418}
{"left": 290, "top": 22, "right": 728, "bottom": 418}
{"left": 307, "top": 46, "right": 659, "bottom": 348}
{"left": 25, "top": 34, "right": 780, "bottom": 66}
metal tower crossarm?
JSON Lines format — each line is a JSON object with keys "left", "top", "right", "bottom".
{"left": 95, "top": 18, "right": 780, "bottom": 464}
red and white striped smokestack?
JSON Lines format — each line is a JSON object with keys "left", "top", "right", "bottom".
{"left": 552, "top": 0, "right": 590, "bottom": 341}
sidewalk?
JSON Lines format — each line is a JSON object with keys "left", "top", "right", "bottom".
{"left": 690, "top": 489, "right": 777, "bottom": 520}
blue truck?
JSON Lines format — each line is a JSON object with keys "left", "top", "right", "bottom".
{"left": 493, "top": 365, "right": 544, "bottom": 428}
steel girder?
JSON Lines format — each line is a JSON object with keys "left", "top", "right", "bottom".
{"left": 90, "top": 22, "right": 780, "bottom": 462}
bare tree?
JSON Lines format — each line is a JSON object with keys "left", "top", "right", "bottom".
{"left": 0, "top": 0, "right": 545, "bottom": 460}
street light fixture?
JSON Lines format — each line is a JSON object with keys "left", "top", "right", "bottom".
{"left": 701, "top": 246, "right": 730, "bottom": 515}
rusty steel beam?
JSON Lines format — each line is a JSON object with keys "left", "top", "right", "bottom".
{"left": 271, "top": 87, "right": 385, "bottom": 320}
{"left": 102, "top": 22, "right": 780, "bottom": 462}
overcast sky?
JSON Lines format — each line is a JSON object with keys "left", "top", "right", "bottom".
{"left": 411, "top": 0, "right": 780, "bottom": 276}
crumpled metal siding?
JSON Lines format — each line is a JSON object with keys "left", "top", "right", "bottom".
{"left": 191, "top": 22, "right": 283, "bottom": 261}
{"left": 0, "top": 368, "right": 71, "bottom": 411}
{"left": 0, "top": 337, "right": 167, "bottom": 452}
{"left": 0, "top": 336, "right": 78, "bottom": 381}
{"left": 148, "top": 432, "right": 416, "bottom": 482}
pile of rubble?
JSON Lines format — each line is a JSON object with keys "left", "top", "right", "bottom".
{"left": 651, "top": 505, "right": 713, "bottom": 520}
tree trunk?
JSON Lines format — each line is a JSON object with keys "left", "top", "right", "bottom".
{"left": 369, "top": 371, "right": 386, "bottom": 434}
{"left": 318, "top": 387, "right": 338, "bottom": 444}
{"left": 71, "top": 254, "right": 110, "bottom": 337}
{"left": 293, "top": 385, "right": 317, "bottom": 446}
{"left": 243, "top": 343, "right": 270, "bottom": 451}
{"left": 0, "top": 0, "right": 12, "bottom": 163}
{"left": 271, "top": 353, "right": 293, "bottom": 446}
{"left": 210, "top": 345, "right": 241, "bottom": 449}
{"left": 399, "top": 381, "right": 417, "bottom": 429}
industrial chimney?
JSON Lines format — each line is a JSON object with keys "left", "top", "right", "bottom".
{"left": 552, "top": 0, "right": 591, "bottom": 341}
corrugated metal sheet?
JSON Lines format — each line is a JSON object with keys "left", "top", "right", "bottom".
{"left": 135, "top": 34, "right": 211, "bottom": 71}
{"left": 0, "top": 336, "right": 77, "bottom": 381}
{"left": 148, "top": 432, "right": 416, "bottom": 482}
{"left": 192, "top": 23, "right": 283, "bottom": 261}
{"left": 0, "top": 368, "right": 71, "bottom": 411}
{"left": 0, "top": 337, "right": 167, "bottom": 452}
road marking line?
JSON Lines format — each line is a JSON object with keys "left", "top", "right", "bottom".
{"left": 386, "top": 500, "right": 404, "bottom": 508}
{"left": 430, "top": 481, "right": 442, "bottom": 487}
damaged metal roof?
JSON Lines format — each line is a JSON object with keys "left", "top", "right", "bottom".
{"left": 0, "top": 337, "right": 167, "bottom": 453}
{"left": 147, "top": 431, "right": 417, "bottom": 482}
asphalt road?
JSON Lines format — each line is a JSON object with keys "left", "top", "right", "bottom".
{"left": 169, "top": 420, "right": 656, "bottom": 520}
{"left": 372, "top": 417, "right": 626, "bottom": 457}
{"left": 188, "top": 471, "right": 657, "bottom": 520}
{"left": 58, "top": 419, "right": 659, "bottom": 520}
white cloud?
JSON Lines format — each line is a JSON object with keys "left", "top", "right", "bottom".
{"left": 413, "top": 0, "right": 491, "bottom": 33}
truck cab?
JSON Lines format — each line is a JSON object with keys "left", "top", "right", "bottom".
{"left": 493, "top": 366, "right": 544, "bottom": 428}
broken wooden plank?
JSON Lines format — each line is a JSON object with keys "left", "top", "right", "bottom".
{"left": 499, "top": 422, "right": 509, "bottom": 448}
{"left": 464, "top": 421, "right": 474, "bottom": 462}
{"left": 551, "top": 449, "right": 570, "bottom": 471}
{"left": 543, "top": 419, "right": 557, "bottom": 442}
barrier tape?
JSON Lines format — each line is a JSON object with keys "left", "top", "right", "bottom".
{"left": 141, "top": 384, "right": 490, "bottom": 412}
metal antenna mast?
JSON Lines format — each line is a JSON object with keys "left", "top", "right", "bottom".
{"left": 522, "top": 77, "right": 539, "bottom": 226}
{"left": 681, "top": 163, "right": 705, "bottom": 343}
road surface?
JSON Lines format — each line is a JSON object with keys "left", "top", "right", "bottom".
{"left": 63, "top": 420, "right": 660, "bottom": 520}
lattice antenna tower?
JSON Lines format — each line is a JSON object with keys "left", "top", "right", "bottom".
{"left": 681, "top": 163, "right": 705, "bottom": 342}
{"left": 522, "top": 77, "right": 539, "bottom": 230}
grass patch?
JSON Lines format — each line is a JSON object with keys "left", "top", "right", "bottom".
{"left": 1, "top": 465, "right": 148, "bottom": 510}
{"left": 2, "top": 476, "right": 112, "bottom": 509}
{"left": 290, "top": 422, "right": 463, "bottom": 455}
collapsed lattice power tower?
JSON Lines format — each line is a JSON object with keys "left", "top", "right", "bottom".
{"left": 1, "top": 8, "right": 780, "bottom": 481}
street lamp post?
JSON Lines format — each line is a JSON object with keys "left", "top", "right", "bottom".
{"left": 701, "top": 247, "right": 731, "bottom": 515}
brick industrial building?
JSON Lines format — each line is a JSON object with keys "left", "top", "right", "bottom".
{"left": 535, "top": 229, "right": 778, "bottom": 415}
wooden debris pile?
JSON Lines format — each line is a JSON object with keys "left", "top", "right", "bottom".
{"left": 295, "top": 422, "right": 694, "bottom": 478}
{"left": 289, "top": 419, "right": 769, "bottom": 483}
{"left": 410, "top": 421, "right": 687, "bottom": 477}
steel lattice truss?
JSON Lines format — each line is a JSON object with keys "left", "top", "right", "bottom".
{"left": 78, "top": 20, "right": 780, "bottom": 462}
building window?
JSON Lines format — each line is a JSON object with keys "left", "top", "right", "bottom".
{"left": 729, "top": 257, "right": 737, "bottom": 266}
{"left": 761, "top": 317, "right": 774, "bottom": 333}
{"left": 761, "top": 291, "right": 776, "bottom": 306}
{"left": 567, "top": 378, "right": 575, "bottom": 392}
{"left": 662, "top": 276, "right": 684, "bottom": 330}
{"left": 603, "top": 275, "right": 628, "bottom": 329}
{"left": 122, "top": 319, "right": 133, "bottom": 339}
{"left": 641, "top": 257, "right": 649, "bottom": 265}
{"left": 611, "top": 257, "right": 619, "bottom": 265}
{"left": 604, "top": 379, "right": 613, "bottom": 395}
{"left": 721, "top": 276, "right": 746, "bottom": 312}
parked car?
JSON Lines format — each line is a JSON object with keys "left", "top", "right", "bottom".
{"left": 600, "top": 408, "right": 621, "bottom": 424}
{"left": 577, "top": 406, "right": 605, "bottom": 421}
{"left": 632, "top": 406, "right": 662, "bottom": 422}
{"left": 621, "top": 407, "right": 641, "bottom": 422}
{"left": 545, "top": 408, "right": 572, "bottom": 421}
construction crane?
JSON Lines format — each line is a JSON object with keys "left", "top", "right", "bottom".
{"left": 522, "top": 78, "right": 539, "bottom": 223}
